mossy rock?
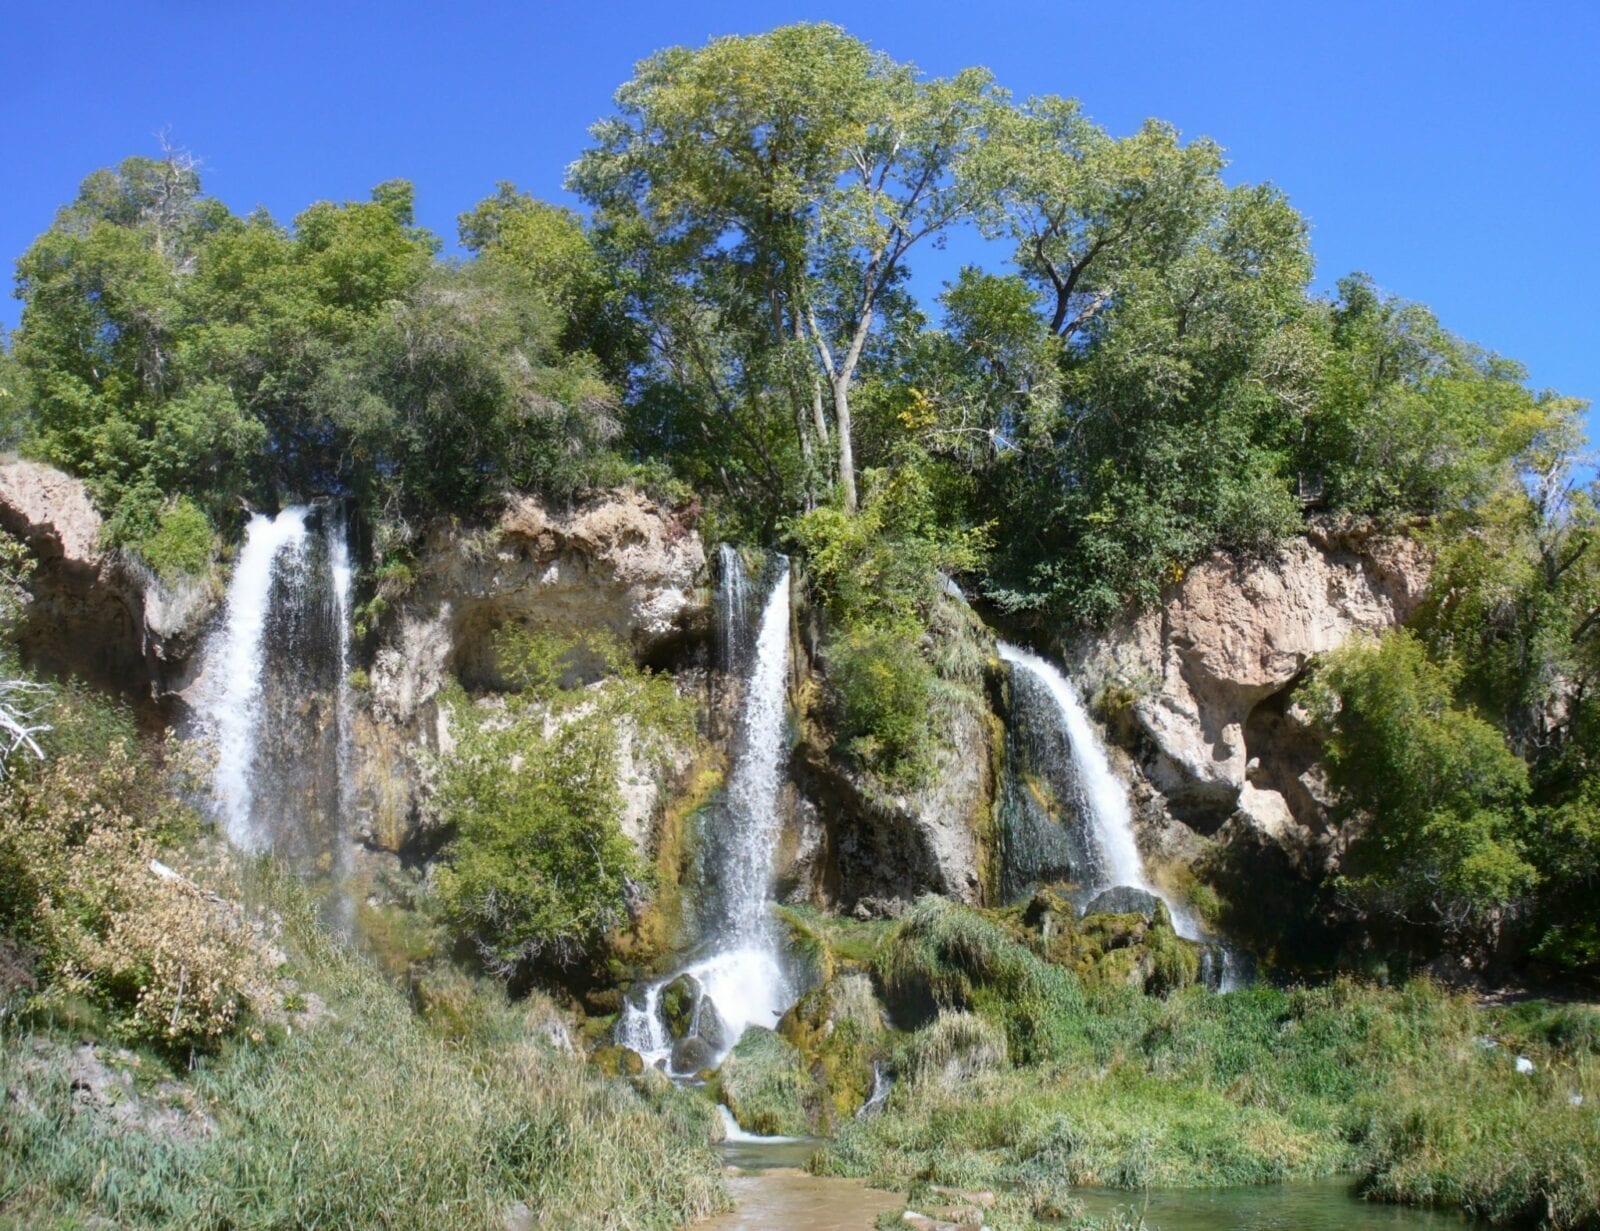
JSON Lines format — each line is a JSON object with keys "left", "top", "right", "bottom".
{"left": 718, "top": 1026, "right": 823, "bottom": 1137}
{"left": 409, "top": 965, "right": 484, "bottom": 1040}
{"left": 591, "top": 1045, "right": 645, "bottom": 1078}
{"left": 1017, "top": 886, "right": 1204, "bottom": 996}
{"left": 660, "top": 974, "right": 699, "bottom": 1040}
{"left": 672, "top": 1034, "right": 717, "bottom": 1074}
{"left": 778, "top": 971, "right": 888, "bottom": 1129}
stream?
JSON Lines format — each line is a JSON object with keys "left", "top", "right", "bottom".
{"left": 700, "top": 1147, "right": 1474, "bottom": 1231}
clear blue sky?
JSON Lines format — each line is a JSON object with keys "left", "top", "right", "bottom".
{"left": 4, "top": 1, "right": 1596, "bottom": 423}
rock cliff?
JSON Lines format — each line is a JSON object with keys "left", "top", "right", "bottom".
{"left": 358, "top": 490, "right": 711, "bottom": 855}
{"left": 0, "top": 460, "right": 214, "bottom": 700}
{"left": 1069, "top": 524, "right": 1431, "bottom": 865}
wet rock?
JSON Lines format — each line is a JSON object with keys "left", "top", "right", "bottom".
{"left": 1085, "top": 885, "right": 1163, "bottom": 918}
{"left": 670, "top": 1034, "right": 716, "bottom": 1074}
{"left": 659, "top": 973, "right": 700, "bottom": 1040}
{"left": 694, "top": 996, "right": 731, "bottom": 1053}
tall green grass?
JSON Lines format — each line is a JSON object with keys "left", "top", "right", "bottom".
{"left": 0, "top": 865, "right": 727, "bottom": 1230}
{"left": 823, "top": 897, "right": 1600, "bottom": 1229}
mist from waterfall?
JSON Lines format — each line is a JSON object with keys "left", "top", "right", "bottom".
{"left": 618, "top": 547, "right": 794, "bottom": 1071}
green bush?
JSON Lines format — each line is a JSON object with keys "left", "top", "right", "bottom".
{"left": 434, "top": 631, "right": 693, "bottom": 973}
{"left": 135, "top": 497, "right": 214, "bottom": 580}
{"left": 0, "top": 865, "right": 728, "bottom": 1230}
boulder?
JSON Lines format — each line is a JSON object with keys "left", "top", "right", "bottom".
{"left": 717, "top": 1026, "right": 821, "bottom": 1137}
{"left": 1084, "top": 885, "right": 1163, "bottom": 919}
{"left": 670, "top": 1034, "right": 716, "bottom": 1075}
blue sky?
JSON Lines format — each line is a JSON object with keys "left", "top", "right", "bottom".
{"left": 4, "top": 1, "right": 1596, "bottom": 422}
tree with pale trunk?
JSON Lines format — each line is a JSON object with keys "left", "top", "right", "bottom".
{"left": 570, "top": 23, "right": 1001, "bottom": 512}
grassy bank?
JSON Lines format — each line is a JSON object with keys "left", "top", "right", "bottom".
{"left": 816, "top": 898, "right": 1600, "bottom": 1230}
{"left": 0, "top": 865, "right": 727, "bottom": 1230}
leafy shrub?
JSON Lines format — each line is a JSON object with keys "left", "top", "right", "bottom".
{"left": 1302, "top": 630, "right": 1533, "bottom": 943}
{"left": 135, "top": 496, "right": 214, "bottom": 579}
{"left": 434, "top": 630, "right": 694, "bottom": 973}
{"left": 0, "top": 695, "right": 272, "bottom": 1050}
{"left": 827, "top": 627, "right": 939, "bottom": 784}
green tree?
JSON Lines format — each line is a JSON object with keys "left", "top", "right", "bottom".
{"left": 571, "top": 22, "right": 1002, "bottom": 514}
{"left": 1304, "top": 631, "right": 1534, "bottom": 944}
{"left": 12, "top": 155, "right": 263, "bottom": 554}
{"left": 1302, "top": 274, "right": 1556, "bottom": 520}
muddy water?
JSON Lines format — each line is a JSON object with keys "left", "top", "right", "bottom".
{"left": 702, "top": 1170, "right": 901, "bottom": 1231}
{"left": 702, "top": 1137, "right": 900, "bottom": 1231}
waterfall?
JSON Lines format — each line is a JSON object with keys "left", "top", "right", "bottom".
{"left": 193, "top": 505, "right": 356, "bottom": 885}
{"left": 202, "top": 508, "right": 311, "bottom": 851}
{"left": 618, "top": 550, "right": 795, "bottom": 1072}
{"left": 998, "top": 642, "right": 1222, "bottom": 963}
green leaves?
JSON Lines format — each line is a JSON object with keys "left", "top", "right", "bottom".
{"left": 433, "top": 631, "right": 692, "bottom": 973}
{"left": 1304, "top": 630, "right": 1533, "bottom": 940}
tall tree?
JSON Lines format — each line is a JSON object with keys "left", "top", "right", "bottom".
{"left": 570, "top": 22, "right": 1000, "bottom": 512}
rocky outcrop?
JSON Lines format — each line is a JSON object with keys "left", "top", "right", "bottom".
{"left": 1071, "top": 525, "right": 1430, "bottom": 860}
{"left": 368, "top": 490, "right": 708, "bottom": 726}
{"left": 789, "top": 696, "right": 995, "bottom": 912}
{"left": 0, "top": 460, "right": 214, "bottom": 699}
{"left": 357, "top": 490, "right": 710, "bottom": 855}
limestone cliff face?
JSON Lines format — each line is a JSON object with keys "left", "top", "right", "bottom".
{"left": 0, "top": 460, "right": 214, "bottom": 701}
{"left": 358, "top": 490, "right": 711, "bottom": 855}
{"left": 1069, "top": 524, "right": 1431, "bottom": 865}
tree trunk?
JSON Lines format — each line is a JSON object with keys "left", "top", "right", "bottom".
{"left": 833, "top": 377, "right": 859, "bottom": 512}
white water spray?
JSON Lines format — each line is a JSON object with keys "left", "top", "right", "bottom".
{"left": 619, "top": 554, "right": 794, "bottom": 1070}
{"left": 998, "top": 643, "right": 1211, "bottom": 949}
{"left": 200, "top": 508, "right": 310, "bottom": 851}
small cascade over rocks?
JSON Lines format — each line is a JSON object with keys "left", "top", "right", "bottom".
{"left": 191, "top": 505, "right": 357, "bottom": 888}
{"left": 998, "top": 642, "right": 1238, "bottom": 986}
{"left": 619, "top": 547, "right": 796, "bottom": 1073}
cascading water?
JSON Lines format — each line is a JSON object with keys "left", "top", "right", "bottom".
{"left": 202, "top": 508, "right": 311, "bottom": 852}
{"left": 998, "top": 642, "right": 1237, "bottom": 985}
{"left": 618, "top": 549, "right": 795, "bottom": 1072}
{"left": 193, "top": 505, "right": 357, "bottom": 894}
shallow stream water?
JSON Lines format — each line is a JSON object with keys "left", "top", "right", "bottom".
{"left": 1071, "top": 1179, "right": 1474, "bottom": 1229}
{"left": 699, "top": 1144, "right": 1474, "bottom": 1230}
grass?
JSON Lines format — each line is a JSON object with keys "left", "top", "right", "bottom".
{"left": 817, "top": 897, "right": 1600, "bottom": 1229}
{"left": 0, "top": 863, "right": 727, "bottom": 1230}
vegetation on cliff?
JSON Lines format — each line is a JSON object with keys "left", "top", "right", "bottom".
{"left": 2, "top": 18, "right": 1598, "bottom": 1231}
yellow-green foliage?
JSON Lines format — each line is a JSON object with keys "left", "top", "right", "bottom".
{"left": 717, "top": 1025, "right": 822, "bottom": 1136}
{"left": 0, "top": 693, "right": 273, "bottom": 1051}
{"left": 779, "top": 971, "right": 888, "bottom": 1127}
{"left": 908, "top": 1010, "right": 1008, "bottom": 1089}
{"left": 0, "top": 865, "right": 729, "bottom": 1230}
